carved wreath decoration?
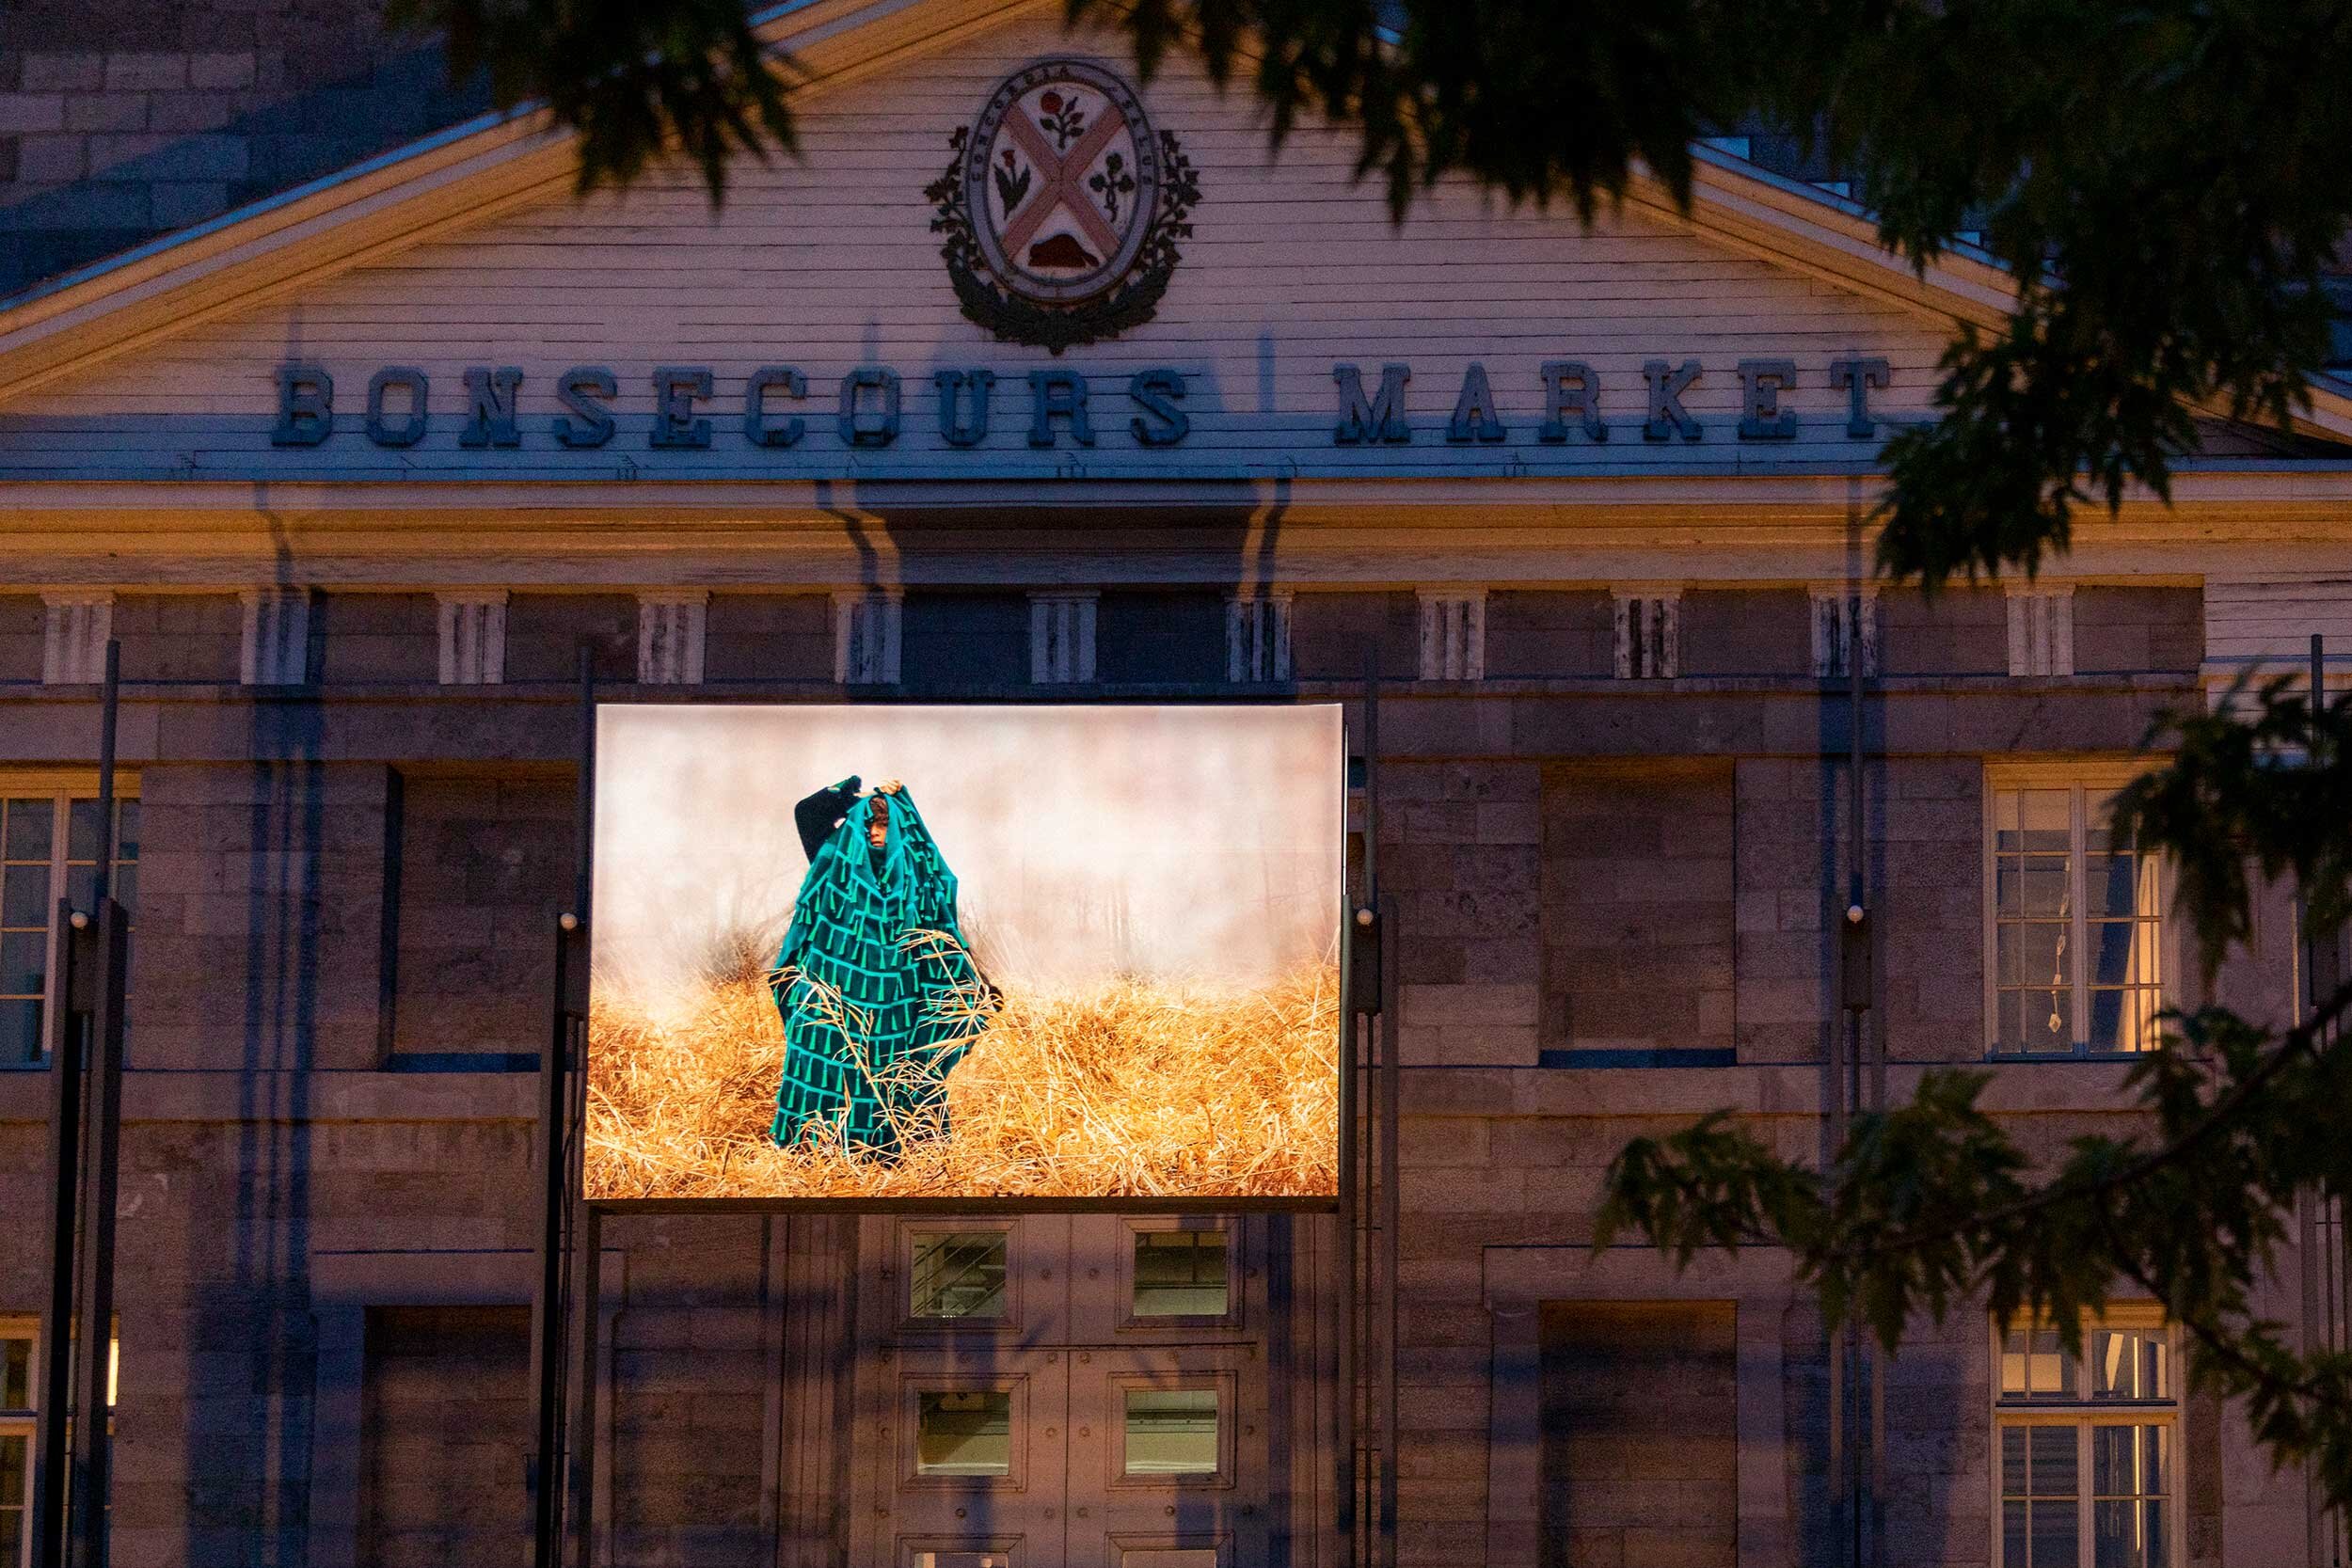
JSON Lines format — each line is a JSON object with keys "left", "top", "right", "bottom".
{"left": 926, "top": 122, "right": 1201, "bottom": 355}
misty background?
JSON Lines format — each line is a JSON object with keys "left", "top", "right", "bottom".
{"left": 592, "top": 704, "right": 1344, "bottom": 1008}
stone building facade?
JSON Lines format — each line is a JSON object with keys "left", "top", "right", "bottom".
{"left": 5, "top": 3, "right": 2352, "bottom": 1567}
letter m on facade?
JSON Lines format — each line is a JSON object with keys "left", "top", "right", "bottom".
{"left": 1333, "top": 363, "right": 1411, "bottom": 444}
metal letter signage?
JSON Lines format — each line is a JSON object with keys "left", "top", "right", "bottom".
{"left": 926, "top": 58, "right": 1201, "bottom": 354}
{"left": 261, "top": 353, "right": 1900, "bottom": 458}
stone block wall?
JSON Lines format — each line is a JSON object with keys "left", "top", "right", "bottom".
{"left": 1485, "top": 591, "right": 1613, "bottom": 679}
{"left": 1537, "top": 1300, "right": 1739, "bottom": 1568}
{"left": 313, "top": 593, "right": 437, "bottom": 685}
{"left": 1097, "top": 588, "right": 1225, "bottom": 684}
{"left": 1733, "top": 756, "right": 1837, "bottom": 1064}
{"left": 358, "top": 1306, "right": 532, "bottom": 1565}
{"left": 705, "top": 594, "right": 833, "bottom": 683}
{"left": 1291, "top": 592, "right": 1420, "bottom": 681}
{"left": 2074, "top": 585, "right": 2204, "bottom": 673}
{"left": 389, "top": 771, "right": 571, "bottom": 1061}
{"left": 1880, "top": 587, "right": 2010, "bottom": 676}
{"left": 1383, "top": 762, "right": 1543, "bottom": 1066}
{"left": 504, "top": 593, "right": 638, "bottom": 683}
{"left": 900, "top": 592, "right": 1030, "bottom": 688}
{"left": 0, "top": 594, "right": 41, "bottom": 681}
{"left": 0, "top": 11, "right": 490, "bottom": 298}
{"left": 1541, "top": 760, "right": 1736, "bottom": 1058}
{"left": 1682, "top": 587, "right": 1814, "bottom": 677}
{"left": 129, "top": 760, "right": 392, "bottom": 1070}
{"left": 114, "top": 592, "right": 242, "bottom": 682}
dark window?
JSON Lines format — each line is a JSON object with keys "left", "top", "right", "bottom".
{"left": 359, "top": 1306, "right": 531, "bottom": 1568}
{"left": 900, "top": 594, "right": 1029, "bottom": 690}
{"left": 1539, "top": 1301, "right": 1736, "bottom": 1568}
{"left": 1096, "top": 591, "right": 1223, "bottom": 685}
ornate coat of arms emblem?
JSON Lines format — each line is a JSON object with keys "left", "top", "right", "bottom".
{"left": 927, "top": 58, "right": 1201, "bottom": 353}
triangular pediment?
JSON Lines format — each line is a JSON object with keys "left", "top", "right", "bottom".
{"left": 2, "top": 0, "right": 2345, "bottom": 486}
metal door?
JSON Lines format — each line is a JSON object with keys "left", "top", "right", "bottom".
{"left": 848, "top": 1215, "right": 1282, "bottom": 1568}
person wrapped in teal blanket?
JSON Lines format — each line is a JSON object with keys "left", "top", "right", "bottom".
{"left": 770, "top": 776, "right": 997, "bottom": 1156}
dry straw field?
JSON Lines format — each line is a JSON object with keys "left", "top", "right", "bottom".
{"left": 584, "top": 941, "right": 1342, "bottom": 1200}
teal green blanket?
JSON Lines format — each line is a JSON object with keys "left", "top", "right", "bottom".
{"left": 770, "top": 784, "right": 993, "bottom": 1156}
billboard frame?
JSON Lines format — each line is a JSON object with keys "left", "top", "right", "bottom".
{"left": 578, "top": 690, "right": 1353, "bottom": 1217}
{"left": 532, "top": 673, "right": 1392, "bottom": 1568}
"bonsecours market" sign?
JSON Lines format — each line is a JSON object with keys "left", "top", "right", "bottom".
{"left": 267, "top": 355, "right": 1899, "bottom": 452}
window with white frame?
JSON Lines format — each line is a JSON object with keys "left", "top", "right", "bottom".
{"left": 1995, "top": 1310, "right": 2177, "bottom": 1568}
{"left": 1987, "top": 776, "right": 2163, "bottom": 1055}
{"left": 2, "top": 1319, "right": 30, "bottom": 1568}
{"left": 1, "top": 791, "right": 138, "bottom": 1067}
{"left": 0, "top": 1317, "right": 119, "bottom": 1568}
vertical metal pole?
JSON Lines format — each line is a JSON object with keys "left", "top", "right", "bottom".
{"left": 1376, "top": 888, "right": 1400, "bottom": 1568}
{"left": 532, "top": 652, "right": 595, "bottom": 1568}
{"left": 530, "top": 927, "right": 573, "bottom": 1565}
{"left": 1338, "top": 669, "right": 1376, "bottom": 1568}
{"left": 567, "top": 1203, "right": 601, "bottom": 1568}
{"left": 32, "top": 901, "right": 83, "bottom": 1568}
{"left": 2313, "top": 632, "right": 2349, "bottom": 1568}
{"left": 91, "top": 642, "right": 119, "bottom": 905}
{"left": 70, "top": 642, "right": 125, "bottom": 1568}
{"left": 69, "top": 899, "right": 127, "bottom": 1568}
{"left": 565, "top": 665, "right": 600, "bottom": 1568}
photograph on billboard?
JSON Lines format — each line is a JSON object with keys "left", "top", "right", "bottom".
{"left": 586, "top": 704, "right": 1344, "bottom": 1203}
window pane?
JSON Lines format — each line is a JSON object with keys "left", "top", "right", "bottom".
{"left": 1, "top": 1431, "right": 25, "bottom": 1565}
{"left": 2002, "top": 1425, "right": 2028, "bottom": 1490}
{"left": 1998, "top": 1328, "right": 2079, "bottom": 1401}
{"left": 1, "top": 931, "right": 45, "bottom": 997}
{"left": 2090, "top": 923, "right": 2155, "bottom": 989}
{"left": 112, "top": 863, "right": 137, "bottom": 915}
{"left": 911, "top": 1553, "right": 1010, "bottom": 1568}
{"left": 1134, "top": 1230, "right": 1229, "bottom": 1317}
{"left": 3, "top": 800, "right": 53, "bottom": 862}
{"left": 915, "top": 1392, "right": 1011, "bottom": 1476}
{"left": 2093, "top": 1501, "right": 2151, "bottom": 1568}
{"left": 1, "top": 1331, "right": 28, "bottom": 1408}
{"left": 2091, "top": 1424, "right": 2168, "bottom": 1568}
{"left": 2001, "top": 925, "right": 2069, "bottom": 990}
{"left": 2093, "top": 1424, "right": 2168, "bottom": 1497}
{"left": 0, "top": 1000, "right": 40, "bottom": 1064}
{"left": 1997, "top": 992, "right": 2026, "bottom": 1051}
{"left": 67, "top": 800, "right": 102, "bottom": 863}
{"left": 2085, "top": 855, "right": 2148, "bottom": 919}
{"left": 1123, "top": 1388, "right": 1219, "bottom": 1475}
{"left": 2091, "top": 1332, "right": 2169, "bottom": 1402}
{"left": 2089, "top": 990, "right": 2162, "bottom": 1054}
{"left": 2000, "top": 1333, "right": 2030, "bottom": 1398}
{"left": 2020, "top": 790, "right": 2071, "bottom": 853}
{"left": 2003, "top": 1498, "right": 2029, "bottom": 1568}
{"left": 910, "top": 1232, "right": 1008, "bottom": 1320}
{"left": 2022, "top": 858, "right": 2072, "bottom": 918}
{"left": 2032, "top": 1498, "right": 2080, "bottom": 1568}
{"left": 2030, "top": 1424, "right": 2078, "bottom": 1494}
{"left": 2083, "top": 789, "right": 2122, "bottom": 854}
{"left": 2005, "top": 990, "right": 2071, "bottom": 1053}
{"left": 114, "top": 802, "right": 138, "bottom": 863}
{"left": 2, "top": 864, "right": 48, "bottom": 927}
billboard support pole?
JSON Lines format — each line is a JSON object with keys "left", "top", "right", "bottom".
{"left": 532, "top": 650, "right": 596, "bottom": 1568}
{"left": 32, "top": 905, "right": 83, "bottom": 1568}
{"left": 1339, "top": 665, "right": 1383, "bottom": 1567}
{"left": 71, "top": 641, "right": 127, "bottom": 1568}
{"left": 1377, "top": 883, "right": 1399, "bottom": 1568}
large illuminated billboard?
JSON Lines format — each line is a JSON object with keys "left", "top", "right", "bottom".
{"left": 586, "top": 704, "right": 1343, "bottom": 1204}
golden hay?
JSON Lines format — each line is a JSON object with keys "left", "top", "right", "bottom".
{"left": 584, "top": 963, "right": 1341, "bottom": 1199}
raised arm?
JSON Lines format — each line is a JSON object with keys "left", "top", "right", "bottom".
{"left": 793, "top": 776, "right": 862, "bottom": 862}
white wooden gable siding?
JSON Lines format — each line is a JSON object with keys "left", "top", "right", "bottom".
{"left": 2204, "top": 575, "right": 2352, "bottom": 688}
{"left": 0, "top": 13, "right": 1954, "bottom": 486}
